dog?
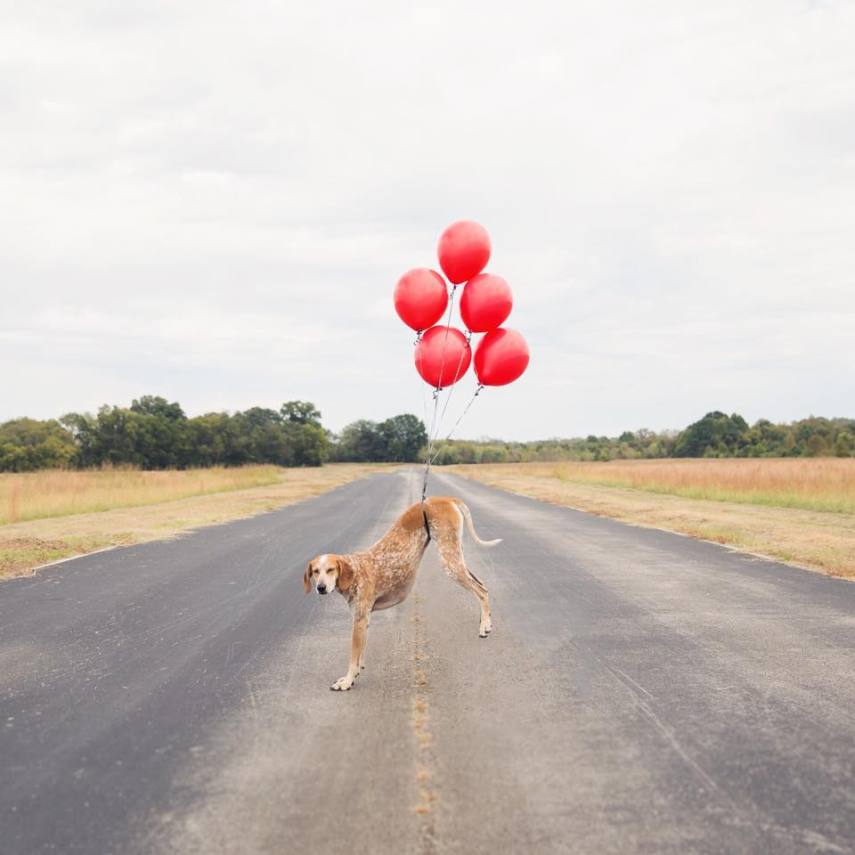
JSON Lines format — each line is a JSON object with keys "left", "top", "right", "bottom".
{"left": 303, "top": 496, "right": 501, "bottom": 691}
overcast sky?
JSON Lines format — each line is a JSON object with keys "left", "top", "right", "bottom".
{"left": 2, "top": 1, "right": 852, "bottom": 440}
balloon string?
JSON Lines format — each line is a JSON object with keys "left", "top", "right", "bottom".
{"left": 422, "top": 284, "right": 458, "bottom": 502}
{"left": 414, "top": 331, "right": 430, "bottom": 447}
{"left": 429, "top": 383, "right": 485, "bottom": 465}
{"left": 435, "top": 284, "right": 458, "bottom": 394}
{"left": 421, "top": 387, "right": 440, "bottom": 503}
{"left": 437, "top": 328, "right": 472, "bottom": 429}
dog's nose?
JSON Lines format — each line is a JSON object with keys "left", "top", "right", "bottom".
{"left": 317, "top": 585, "right": 327, "bottom": 594}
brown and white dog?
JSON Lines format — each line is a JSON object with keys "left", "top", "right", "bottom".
{"left": 303, "top": 496, "right": 500, "bottom": 691}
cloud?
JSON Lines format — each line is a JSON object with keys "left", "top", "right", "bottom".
{"left": 1, "top": 0, "right": 853, "bottom": 438}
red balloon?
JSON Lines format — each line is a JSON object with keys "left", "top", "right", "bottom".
{"left": 474, "top": 328, "right": 530, "bottom": 386}
{"left": 394, "top": 268, "right": 448, "bottom": 331}
{"left": 460, "top": 273, "right": 513, "bottom": 333}
{"left": 437, "top": 220, "right": 491, "bottom": 285}
{"left": 414, "top": 325, "right": 471, "bottom": 388}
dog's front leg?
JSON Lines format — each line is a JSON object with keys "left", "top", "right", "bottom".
{"left": 357, "top": 613, "right": 370, "bottom": 673}
{"left": 331, "top": 610, "right": 368, "bottom": 691}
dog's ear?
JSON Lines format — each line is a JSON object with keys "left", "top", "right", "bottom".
{"left": 336, "top": 557, "right": 354, "bottom": 593}
{"left": 303, "top": 561, "right": 313, "bottom": 594}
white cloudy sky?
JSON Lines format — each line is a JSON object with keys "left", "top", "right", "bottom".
{"left": 2, "top": 1, "right": 853, "bottom": 440}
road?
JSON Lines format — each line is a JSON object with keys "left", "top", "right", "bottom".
{"left": 1, "top": 468, "right": 854, "bottom": 854}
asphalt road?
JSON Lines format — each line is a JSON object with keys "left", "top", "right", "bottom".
{"left": 1, "top": 468, "right": 854, "bottom": 855}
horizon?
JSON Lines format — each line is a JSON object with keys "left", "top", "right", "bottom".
{"left": 3, "top": 393, "right": 851, "bottom": 444}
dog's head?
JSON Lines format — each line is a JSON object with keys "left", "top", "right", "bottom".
{"left": 303, "top": 554, "right": 354, "bottom": 596}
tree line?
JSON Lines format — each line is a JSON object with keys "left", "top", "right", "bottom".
{"left": 0, "top": 396, "right": 427, "bottom": 472}
{"left": 0, "top": 401, "right": 851, "bottom": 472}
{"left": 429, "top": 412, "right": 855, "bottom": 464}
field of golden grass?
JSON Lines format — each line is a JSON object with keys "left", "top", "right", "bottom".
{"left": 0, "top": 464, "right": 386, "bottom": 580}
{"left": 449, "top": 459, "right": 855, "bottom": 579}
{"left": 527, "top": 458, "right": 855, "bottom": 513}
{"left": 0, "top": 465, "right": 285, "bottom": 525}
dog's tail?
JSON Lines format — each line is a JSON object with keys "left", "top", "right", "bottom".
{"left": 455, "top": 500, "right": 502, "bottom": 547}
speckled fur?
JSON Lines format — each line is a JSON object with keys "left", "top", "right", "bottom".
{"left": 303, "top": 496, "right": 500, "bottom": 691}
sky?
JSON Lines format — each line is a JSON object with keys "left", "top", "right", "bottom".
{"left": 1, "top": 0, "right": 853, "bottom": 441}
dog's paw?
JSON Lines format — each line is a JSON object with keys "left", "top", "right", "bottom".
{"left": 479, "top": 619, "right": 493, "bottom": 638}
{"left": 331, "top": 676, "right": 354, "bottom": 691}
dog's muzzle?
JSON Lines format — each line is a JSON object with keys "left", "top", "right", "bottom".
{"left": 317, "top": 585, "right": 328, "bottom": 595}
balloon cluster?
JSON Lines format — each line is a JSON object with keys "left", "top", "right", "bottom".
{"left": 393, "top": 221, "right": 530, "bottom": 389}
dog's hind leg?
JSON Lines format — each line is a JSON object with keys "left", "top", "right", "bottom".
{"left": 436, "top": 537, "right": 492, "bottom": 638}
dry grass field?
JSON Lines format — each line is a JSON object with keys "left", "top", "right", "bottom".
{"left": 0, "top": 464, "right": 385, "bottom": 580}
{"left": 0, "top": 465, "right": 285, "bottom": 525}
{"left": 536, "top": 458, "right": 854, "bottom": 513}
{"left": 449, "top": 459, "right": 855, "bottom": 579}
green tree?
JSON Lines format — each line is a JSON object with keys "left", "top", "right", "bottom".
{"left": 90, "top": 406, "right": 143, "bottom": 467}
{"left": 805, "top": 434, "right": 829, "bottom": 457}
{"left": 0, "top": 419, "right": 78, "bottom": 471}
{"left": 186, "top": 412, "right": 232, "bottom": 466}
{"left": 379, "top": 414, "right": 428, "bottom": 462}
{"left": 477, "top": 445, "right": 509, "bottom": 463}
{"left": 130, "top": 395, "right": 186, "bottom": 421}
{"left": 673, "top": 411, "right": 749, "bottom": 457}
{"left": 59, "top": 412, "right": 99, "bottom": 467}
{"left": 336, "top": 420, "right": 386, "bottom": 462}
{"left": 234, "top": 408, "right": 288, "bottom": 464}
{"left": 280, "top": 401, "right": 322, "bottom": 427}
{"left": 129, "top": 398, "right": 189, "bottom": 468}
{"left": 286, "top": 422, "right": 329, "bottom": 466}
{"left": 835, "top": 432, "right": 854, "bottom": 457}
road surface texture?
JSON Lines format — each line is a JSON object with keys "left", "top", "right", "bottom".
{"left": 1, "top": 468, "right": 854, "bottom": 855}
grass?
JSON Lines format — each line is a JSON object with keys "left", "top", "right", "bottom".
{"left": 541, "top": 458, "right": 855, "bottom": 514}
{"left": 448, "top": 459, "right": 855, "bottom": 579}
{"left": 0, "top": 464, "right": 386, "bottom": 580}
{"left": 0, "top": 465, "right": 285, "bottom": 524}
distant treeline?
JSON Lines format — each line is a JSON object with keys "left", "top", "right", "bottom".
{"left": 0, "top": 397, "right": 427, "bottom": 472}
{"left": 431, "top": 412, "right": 855, "bottom": 464}
{"left": 0, "top": 401, "right": 852, "bottom": 472}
